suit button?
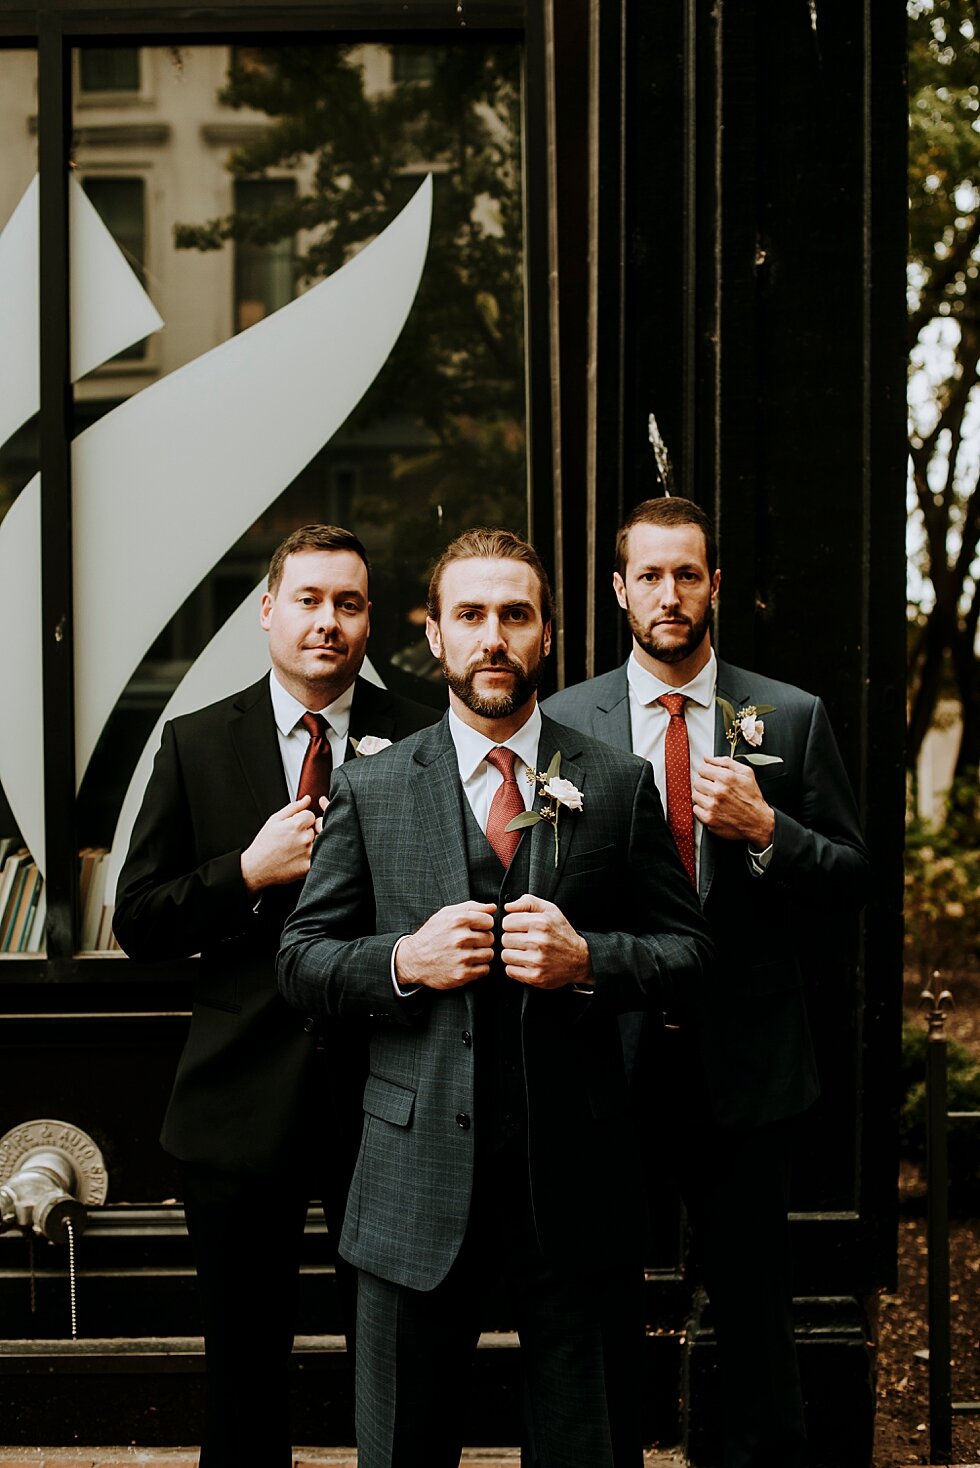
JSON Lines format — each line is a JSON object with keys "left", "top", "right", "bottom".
{"left": 455, "top": 1113, "right": 471, "bottom": 1130}
{"left": 461, "top": 1031, "right": 472, "bottom": 1046}
{"left": 303, "top": 1018, "right": 315, "bottom": 1033}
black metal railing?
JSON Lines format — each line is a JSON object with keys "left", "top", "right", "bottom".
{"left": 921, "top": 978, "right": 980, "bottom": 1464}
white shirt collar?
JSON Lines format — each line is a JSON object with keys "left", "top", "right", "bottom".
{"left": 627, "top": 647, "right": 717, "bottom": 710}
{"left": 269, "top": 668, "right": 356, "bottom": 738}
{"left": 447, "top": 702, "right": 542, "bottom": 782}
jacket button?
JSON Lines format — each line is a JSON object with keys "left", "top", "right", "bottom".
{"left": 461, "top": 1030, "right": 472, "bottom": 1046}
{"left": 303, "top": 1018, "right": 315, "bottom": 1033}
{"left": 455, "top": 1113, "right": 471, "bottom": 1130}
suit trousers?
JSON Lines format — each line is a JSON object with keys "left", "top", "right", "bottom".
{"left": 681, "top": 1118, "right": 807, "bottom": 1468}
{"left": 180, "top": 1158, "right": 358, "bottom": 1468}
{"left": 353, "top": 1142, "right": 643, "bottom": 1468}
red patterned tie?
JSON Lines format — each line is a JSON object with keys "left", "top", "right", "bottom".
{"left": 297, "top": 712, "right": 333, "bottom": 810}
{"left": 657, "top": 694, "right": 697, "bottom": 887}
{"left": 485, "top": 746, "right": 524, "bottom": 867}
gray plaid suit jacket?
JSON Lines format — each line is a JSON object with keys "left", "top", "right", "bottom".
{"left": 277, "top": 710, "right": 713, "bottom": 1291}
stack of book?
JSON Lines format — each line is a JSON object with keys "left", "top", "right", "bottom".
{"left": 0, "top": 841, "right": 122, "bottom": 953}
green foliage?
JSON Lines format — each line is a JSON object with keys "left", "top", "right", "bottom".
{"left": 900, "top": 1019, "right": 980, "bottom": 1205}
{"left": 174, "top": 44, "right": 525, "bottom": 474}
{"left": 904, "top": 776, "right": 980, "bottom": 982}
{"left": 907, "top": 1, "right": 980, "bottom": 777}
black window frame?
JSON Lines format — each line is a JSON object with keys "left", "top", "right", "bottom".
{"left": 0, "top": 2, "right": 552, "bottom": 976}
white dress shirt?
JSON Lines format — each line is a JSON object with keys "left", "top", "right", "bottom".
{"left": 627, "top": 650, "right": 717, "bottom": 885}
{"left": 268, "top": 669, "right": 354, "bottom": 798}
{"left": 447, "top": 704, "right": 540, "bottom": 825}
{"left": 626, "top": 649, "right": 772, "bottom": 880}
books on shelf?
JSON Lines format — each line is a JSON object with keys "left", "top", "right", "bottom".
{"left": 0, "top": 843, "right": 120, "bottom": 953}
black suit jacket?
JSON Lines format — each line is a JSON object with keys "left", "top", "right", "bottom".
{"left": 543, "top": 659, "right": 869, "bottom": 1130}
{"left": 113, "top": 673, "right": 439, "bottom": 1173}
{"left": 277, "top": 712, "right": 714, "bottom": 1289}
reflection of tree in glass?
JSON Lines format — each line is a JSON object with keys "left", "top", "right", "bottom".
{"left": 175, "top": 43, "right": 527, "bottom": 594}
{"left": 908, "top": 2, "right": 980, "bottom": 782}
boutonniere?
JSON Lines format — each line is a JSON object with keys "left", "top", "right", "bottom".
{"left": 505, "top": 753, "right": 584, "bottom": 867}
{"left": 351, "top": 735, "right": 393, "bottom": 757}
{"left": 716, "top": 699, "right": 783, "bottom": 766}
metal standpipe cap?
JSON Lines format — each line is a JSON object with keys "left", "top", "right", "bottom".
{"left": 34, "top": 1191, "right": 87, "bottom": 1246}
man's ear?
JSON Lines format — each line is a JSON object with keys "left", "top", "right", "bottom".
{"left": 543, "top": 620, "right": 553, "bottom": 658}
{"left": 259, "top": 590, "right": 274, "bottom": 631}
{"left": 425, "top": 616, "right": 442, "bottom": 658}
{"left": 612, "top": 572, "right": 628, "bottom": 612}
{"left": 710, "top": 569, "right": 721, "bottom": 607}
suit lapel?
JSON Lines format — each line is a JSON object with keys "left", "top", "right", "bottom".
{"left": 344, "top": 677, "right": 401, "bottom": 763}
{"left": 409, "top": 717, "right": 471, "bottom": 908}
{"left": 527, "top": 715, "right": 586, "bottom": 905}
{"left": 228, "top": 677, "right": 290, "bottom": 821}
{"left": 591, "top": 667, "right": 632, "bottom": 753}
{"left": 700, "top": 661, "right": 752, "bottom": 903}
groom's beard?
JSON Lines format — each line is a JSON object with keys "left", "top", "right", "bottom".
{"left": 626, "top": 600, "right": 713, "bottom": 665}
{"left": 441, "top": 643, "right": 546, "bottom": 719}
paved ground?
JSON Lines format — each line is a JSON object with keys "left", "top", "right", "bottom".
{"left": 0, "top": 1453, "right": 688, "bottom": 1466}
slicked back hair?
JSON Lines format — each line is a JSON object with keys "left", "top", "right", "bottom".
{"left": 615, "top": 497, "right": 717, "bottom": 579}
{"left": 267, "top": 524, "right": 371, "bottom": 596}
{"left": 427, "top": 527, "right": 555, "bottom": 625}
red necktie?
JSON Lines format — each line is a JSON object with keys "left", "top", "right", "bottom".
{"left": 657, "top": 694, "right": 697, "bottom": 887}
{"left": 485, "top": 746, "right": 524, "bottom": 867}
{"left": 297, "top": 712, "right": 333, "bottom": 810}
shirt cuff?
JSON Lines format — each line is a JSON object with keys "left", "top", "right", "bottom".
{"left": 747, "top": 843, "right": 774, "bottom": 877}
{"left": 391, "top": 934, "right": 421, "bottom": 997}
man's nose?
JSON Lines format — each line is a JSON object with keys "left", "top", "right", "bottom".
{"left": 660, "top": 577, "right": 680, "bottom": 608}
{"left": 482, "top": 615, "right": 507, "bottom": 653}
{"left": 315, "top": 602, "right": 339, "bottom": 634}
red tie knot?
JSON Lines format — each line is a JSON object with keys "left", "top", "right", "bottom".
{"left": 301, "top": 712, "right": 328, "bottom": 742}
{"left": 657, "top": 693, "right": 688, "bottom": 719}
{"left": 486, "top": 745, "right": 518, "bottom": 780}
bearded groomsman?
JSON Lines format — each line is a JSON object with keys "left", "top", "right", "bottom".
{"left": 279, "top": 527, "right": 713, "bottom": 1468}
{"left": 544, "top": 496, "right": 868, "bottom": 1468}
{"left": 114, "top": 524, "right": 437, "bottom": 1468}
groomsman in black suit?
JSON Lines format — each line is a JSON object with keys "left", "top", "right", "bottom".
{"left": 114, "top": 523, "right": 437, "bottom": 1468}
{"left": 544, "top": 497, "right": 869, "bottom": 1468}
{"left": 278, "top": 527, "right": 713, "bottom": 1468}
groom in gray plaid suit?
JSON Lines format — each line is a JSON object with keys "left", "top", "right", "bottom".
{"left": 278, "top": 528, "right": 713, "bottom": 1468}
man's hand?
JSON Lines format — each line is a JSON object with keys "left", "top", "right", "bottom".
{"left": 691, "top": 756, "right": 775, "bottom": 847}
{"left": 241, "top": 797, "right": 317, "bottom": 893}
{"left": 314, "top": 794, "right": 329, "bottom": 837}
{"left": 395, "top": 902, "right": 497, "bottom": 990}
{"left": 501, "top": 895, "right": 592, "bottom": 989}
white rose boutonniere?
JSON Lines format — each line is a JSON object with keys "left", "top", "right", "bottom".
{"left": 351, "top": 735, "right": 393, "bottom": 757}
{"left": 505, "top": 753, "right": 584, "bottom": 867}
{"left": 717, "top": 699, "right": 783, "bottom": 766}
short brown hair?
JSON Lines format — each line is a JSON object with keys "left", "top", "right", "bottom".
{"left": 615, "top": 497, "right": 717, "bottom": 579}
{"left": 267, "top": 524, "right": 370, "bottom": 595}
{"left": 426, "top": 527, "right": 555, "bottom": 623}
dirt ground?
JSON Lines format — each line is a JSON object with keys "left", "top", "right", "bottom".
{"left": 873, "top": 972, "right": 980, "bottom": 1467}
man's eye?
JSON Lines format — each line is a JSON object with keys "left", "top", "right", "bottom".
{"left": 460, "top": 610, "right": 481, "bottom": 621}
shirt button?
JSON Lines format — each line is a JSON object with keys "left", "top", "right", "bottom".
{"left": 461, "top": 1031, "right": 472, "bottom": 1046}
{"left": 455, "top": 1113, "right": 471, "bottom": 1130}
{"left": 302, "top": 1018, "right": 315, "bottom": 1033}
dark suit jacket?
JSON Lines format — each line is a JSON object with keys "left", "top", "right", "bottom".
{"left": 113, "top": 672, "right": 438, "bottom": 1174}
{"left": 277, "top": 711, "right": 713, "bottom": 1291}
{"left": 543, "top": 660, "right": 869, "bottom": 1130}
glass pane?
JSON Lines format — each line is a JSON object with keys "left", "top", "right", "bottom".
{"left": 79, "top": 47, "right": 140, "bottom": 94}
{"left": 81, "top": 177, "right": 148, "bottom": 360}
{"left": 0, "top": 48, "right": 43, "bottom": 952}
{"left": 70, "top": 41, "right": 527, "bottom": 950}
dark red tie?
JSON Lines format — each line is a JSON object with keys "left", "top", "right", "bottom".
{"left": 297, "top": 712, "right": 333, "bottom": 810}
{"left": 657, "top": 694, "right": 696, "bottom": 887}
{"left": 485, "top": 746, "right": 524, "bottom": 867}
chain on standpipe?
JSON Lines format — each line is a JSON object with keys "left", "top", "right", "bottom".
{"left": 65, "top": 1219, "right": 78, "bottom": 1340}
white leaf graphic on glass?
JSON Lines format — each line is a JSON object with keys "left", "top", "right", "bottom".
{"left": 0, "top": 172, "right": 432, "bottom": 881}
{"left": 0, "top": 175, "right": 165, "bottom": 875}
